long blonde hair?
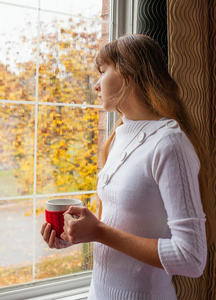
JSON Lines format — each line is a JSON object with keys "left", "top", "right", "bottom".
{"left": 95, "top": 34, "right": 214, "bottom": 243}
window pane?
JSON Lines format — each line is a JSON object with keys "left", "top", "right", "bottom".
{"left": 0, "top": 104, "right": 34, "bottom": 196}
{"left": 41, "top": 0, "right": 102, "bottom": 19}
{"left": 2, "top": 1, "right": 38, "bottom": 8}
{"left": 39, "top": 6, "right": 101, "bottom": 104}
{"left": 0, "top": 199, "right": 33, "bottom": 287}
{"left": 0, "top": 4, "right": 37, "bottom": 101}
{"left": 36, "top": 106, "right": 98, "bottom": 194}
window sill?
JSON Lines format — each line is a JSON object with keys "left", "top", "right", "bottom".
{"left": 29, "top": 287, "right": 89, "bottom": 300}
{"left": 0, "top": 271, "right": 92, "bottom": 300}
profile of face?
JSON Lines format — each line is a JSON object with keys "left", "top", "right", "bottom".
{"left": 94, "top": 63, "right": 124, "bottom": 112}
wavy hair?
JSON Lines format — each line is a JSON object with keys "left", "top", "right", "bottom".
{"left": 95, "top": 34, "right": 214, "bottom": 243}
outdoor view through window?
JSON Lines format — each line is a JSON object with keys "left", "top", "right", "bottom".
{"left": 0, "top": 0, "right": 110, "bottom": 288}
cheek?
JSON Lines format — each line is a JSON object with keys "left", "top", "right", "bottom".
{"left": 109, "top": 76, "right": 123, "bottom": 94}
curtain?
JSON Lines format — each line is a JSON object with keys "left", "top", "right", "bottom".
{"left": 137, "top": 0, "right": 216, "bottom": 299}
{"left": 167, "top": 1, "right": 216, "bottom": 298}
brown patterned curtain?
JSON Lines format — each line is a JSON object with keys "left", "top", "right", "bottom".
{"left": 167, "top": 1, "right": 216, "bottom": 299}
{"left": 137, "top": 0, "right": 216, "bottom": 299}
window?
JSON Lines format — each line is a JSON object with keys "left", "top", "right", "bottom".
{"left": 0, "top": 0, "right": 137, "bottom": 299}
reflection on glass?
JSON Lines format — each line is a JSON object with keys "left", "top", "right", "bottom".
{"left": 39, "top": 11, "right": 101, "bottom": 104}
{"left": 37, "top": 106, "right": 98, "bottom": 194}
{"left": 0, "top": 104, "right": 34, "bottom": 197}
{"left": 1, "top": 1, "right": 37, "bottom": 8}
{"left": 41, "top": 0, "right": 102, "bottom": 18}
{"left": 0, "top": 4, "right": 37, "bottom": 101}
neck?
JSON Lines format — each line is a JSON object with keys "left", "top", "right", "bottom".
{"left": 124, "top": 111, "right": 160, "bottom": 121}
{"left": 123, "top": 102, "right": 160, "bottom": 121}
{"left": 120, "top": 89, "right": 161, "bottom": 121}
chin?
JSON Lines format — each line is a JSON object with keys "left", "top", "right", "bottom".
{"left": 104, "top": 107, "right": 116, "bottom": 113}
{"left": 103, "top": 104, "right": 116, "bottom": 112}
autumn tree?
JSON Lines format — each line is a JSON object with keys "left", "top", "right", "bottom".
{"left": 0, "top": 17, "right": 101, "bottom": 200}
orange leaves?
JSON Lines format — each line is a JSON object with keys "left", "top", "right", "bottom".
{"left": 30, "top": 105, "right": 100, "bottom": 194}
{"left": 0, "top": 251, "right": 84, "bottom": 287}
{"left": 0, "top": 18, "right": 101, "bottom": 197}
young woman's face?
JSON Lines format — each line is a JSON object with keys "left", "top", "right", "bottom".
{"left": 94, "top": 64, "right": 124, "bottom": 112}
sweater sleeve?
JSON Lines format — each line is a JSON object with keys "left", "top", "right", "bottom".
{"left": 152, "top": 131, "right": 207, "bottom": 278}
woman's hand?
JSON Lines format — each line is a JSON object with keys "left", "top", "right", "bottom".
{"left": 41, "top": 207, "right": 163, "bottom": 269}
{"left": 60, "top": 206, "right": 101, "bottom": 245}
{"left": 40, "top": 222, "right": 73, "bottom": 249}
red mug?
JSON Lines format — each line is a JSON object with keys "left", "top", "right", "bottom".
{"left": 45, "top": 198, "right": 82, "bottom": 240}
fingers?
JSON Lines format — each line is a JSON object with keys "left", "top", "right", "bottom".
{"left": 41, "top": 222, "right": 73, "bottom": 249}
{"left": 40, "top": 221, "right": 47, "bottom": 236}
{"left": 41, "top": 222, "right": 56, "bottom": 248}
{"left": 61, "top": 207, "right": 96, "bottom": 244}
{"left": 48, "top": 229, "right": 57, "bottom": 248}
{"left": 60, "top": 231, "right": 68, "bottom": 242}
{"left": 61, "top": 213, "right": 77, "bottom": 244}
{"left": 56, "top": 237, "right": 73, "bottom": 249}
{"left": 61, "top": 216, "right": 74, "bottom": 243}
{"left": 41, "top": 206, "right": 97, "bottom": 248}
{"left": 64, "top": 205, "right": 83, "bottom": 216}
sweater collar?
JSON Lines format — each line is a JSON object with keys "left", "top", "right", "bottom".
{"left": 116, "top": 115, "right": 167, "bottom": 141}
{"left": 122, "top": 115, "right": 167, "bottom": 124}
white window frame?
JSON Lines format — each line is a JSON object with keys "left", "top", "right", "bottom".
{"left": 0, "top": 0, "right": 138, "bottom": 299}
{"left": 0, "top": 272, "right": 92, "bottom": 300}
{"left": 108, "top": 0, "right": 138, "bottom": 134}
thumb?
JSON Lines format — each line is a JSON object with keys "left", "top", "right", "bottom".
{"left": 64, "top": 205, "right": 83, "bottom": 216}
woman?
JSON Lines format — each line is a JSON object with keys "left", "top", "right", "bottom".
{"left": 41, "top": 34, "right": 208, "bottom": 300}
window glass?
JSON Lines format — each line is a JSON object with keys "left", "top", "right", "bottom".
{"left": 0, "top": 198, "right": 34, "bottom": 286}
{"left": 0, "top": 5, "right": 37, "bottom": 100}
{"left": 39, "top": 8, "right": 100, "bottom": 104}
{"left": 0, "top": 0, "right": 110, "bottom": 288}
{"left": 0, "top": 104, "right": 35, "bottom": 197}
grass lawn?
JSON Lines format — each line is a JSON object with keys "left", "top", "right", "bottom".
{"left": 0, "top": 169, "right": 21, "bottom": 197}
{"left": 0, "top": 250, "right": 91, "bottom": 288}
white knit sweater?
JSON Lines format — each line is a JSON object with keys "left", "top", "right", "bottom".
{"left": 88, "top": 116, "right": 207, "bottom": 300}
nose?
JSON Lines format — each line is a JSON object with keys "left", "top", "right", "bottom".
{"left": 94, "top": 79, "right": 101, "bottom": 91}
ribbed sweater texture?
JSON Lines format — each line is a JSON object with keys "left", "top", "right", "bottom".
{"left": 88, "top": 116, "right": 207, "bottom": 300}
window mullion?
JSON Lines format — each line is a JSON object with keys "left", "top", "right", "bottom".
{"left": 0, "top": 99, "right": 103, "bottom": 109}
{"left": 31, "top": 0, "right": 41, "bottom": 281}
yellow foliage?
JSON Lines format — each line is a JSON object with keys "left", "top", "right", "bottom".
{"left": 86, "top": 200, "right": 97, "bottom": 214}
{"left": 0, "top": 18, "right": 101, "bottom": 198}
